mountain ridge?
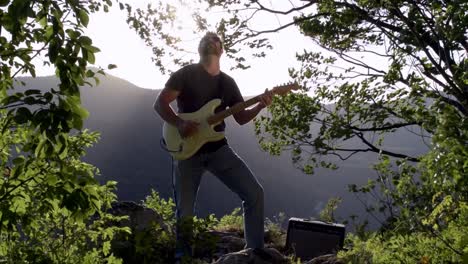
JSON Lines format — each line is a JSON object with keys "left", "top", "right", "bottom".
{"left": 13, "top": 73, "right": 427, "bottom": 227}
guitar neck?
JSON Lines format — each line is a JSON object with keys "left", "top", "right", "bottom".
{"left": 207, "top": 95, "right": 261, "bottom": 125}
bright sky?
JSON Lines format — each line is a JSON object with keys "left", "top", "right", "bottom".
{"left": 33, "top": 0, "right": 317, "bottom": 96}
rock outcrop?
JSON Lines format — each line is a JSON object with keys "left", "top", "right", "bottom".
{"left": 213, "top": 247, "right": 289, "bottom": 264}
{"left": 108, "top": 201, "right": 167, "bottom": 231}
{"left": 303, "top": 254, "right": 344, "bottom": 264}
{"left": 107, "top": 201, "right": 343, "bottom": 264}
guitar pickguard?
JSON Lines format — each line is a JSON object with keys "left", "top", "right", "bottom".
{"left": 162, "top": 99, "right": 225, "bottom": 160}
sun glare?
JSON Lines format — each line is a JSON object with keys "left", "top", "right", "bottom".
{"left": 23, "top": 0, "right": 312, "bottom": 96}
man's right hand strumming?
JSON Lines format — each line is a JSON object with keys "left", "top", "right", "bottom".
{"left": 176, "top": 119, "right": 199, "bottom": 138}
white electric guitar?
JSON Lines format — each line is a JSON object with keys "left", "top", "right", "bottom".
{"left": 162, "top": 83, "right": 299, "bottom": 160}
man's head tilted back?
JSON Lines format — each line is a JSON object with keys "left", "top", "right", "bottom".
{"left": 198, "top": 32, "right": 223, "bottom": 59}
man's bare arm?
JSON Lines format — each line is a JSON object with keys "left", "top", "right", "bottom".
{"left": 154, "top": 88, "right": 183, "bottom": 126}
{"left": 232, "top": 104, "right": 264, "bottom": 125}
{"left": 233, "top": 89, "right": 273, "bottom": 125}
{"left": 154, "top": 88, "right": 199, "bottom": 137}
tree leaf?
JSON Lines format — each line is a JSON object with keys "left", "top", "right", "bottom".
{"left": 16, "top": 107, "right": 32, "bottom": 121}
{"left": 72, "top": 115, "right": 83, "bottom": 130}
{"left": 12, "top": 156, "right": 25, "bottom": 165}
{"left": 66, "top": 29, "right": 80, "bottom": 39}
{"left": 24, "top": 89, "right": 41, "bottom": 96}
{"left": 35, "top": 138, "right": 46, "bottom": 157}
{"left": 87, "top": 51, "right": 95, "bottom": 64}
{"left": 78, "top": 10, "right": 89, "bottom": 27}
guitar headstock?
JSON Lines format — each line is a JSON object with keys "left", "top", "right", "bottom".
{"left": 271, "top": 82, "right": 300, "bottom": 96}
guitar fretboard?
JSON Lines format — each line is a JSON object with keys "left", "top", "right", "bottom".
{"left": 207, "top": 95, "right": 261, "bottom": 125}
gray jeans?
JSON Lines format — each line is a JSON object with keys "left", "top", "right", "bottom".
{"left": 173, "top": 144, "right": 264, "bottom": 253}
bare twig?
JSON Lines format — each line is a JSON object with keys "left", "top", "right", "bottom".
{"left": 233, "top": 13, "right": 326, "bottom": 46}
{"left": 355, "top": 132, "right": 420, "bottom": 162}
{"left": 253, "top": 0, "right": 316, "bottom": 15}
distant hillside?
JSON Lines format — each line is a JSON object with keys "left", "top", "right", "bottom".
{"left": 15, "top": 73, "right": 428, "bottom": 225}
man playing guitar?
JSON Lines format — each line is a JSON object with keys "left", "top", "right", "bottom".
{"left": 154, "top": 32, "right": 273, "bottom": 262}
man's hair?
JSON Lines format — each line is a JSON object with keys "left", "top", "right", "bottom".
{"left": 198, "top": 32, "right": 223, "bottom": 57}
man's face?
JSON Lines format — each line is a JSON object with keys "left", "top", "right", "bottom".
{"left": 209, "top": 36, "right": 223, "bottom": 56}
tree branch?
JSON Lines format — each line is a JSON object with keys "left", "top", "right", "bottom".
{"left": 390, "top": 4, "right": 463, "bottom": 99}
{"left": 355, "top": 132, "right": 420, "bottom": 162}
{"left": 0, "top": 176, "right": 36, "bottom": 203}
{"left": 425, "top": 90, "right": 467, "bottom": 116}
{"left": 253, "top": 0, "right": 316, "bottom": 15}
{"left": 335, "top": 50, "right": 387, "bottom": 75}
{"left": 336, "top": 2, "right": 403, "bottom": 33}
{"left": 353, "top": 192, "right": 385, "bottom": 226}
{"left": 349, "top": 122, "right": 421, "bottom": 132}
{"left": 233, "top": 13, "right": 326, "bottom": 46}
{"left": 0, "top": 103, "right": 27, "bottom": 110}
{"left": 328, "top": 150, "right": 361, "bottom": 161}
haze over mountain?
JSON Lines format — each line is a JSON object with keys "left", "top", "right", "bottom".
{"left": 15, "top": 73, "right": 428, "bottom": 227}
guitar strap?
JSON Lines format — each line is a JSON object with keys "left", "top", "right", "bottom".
{"left": 217, "top": 72, "right": 225, "bottom": 106}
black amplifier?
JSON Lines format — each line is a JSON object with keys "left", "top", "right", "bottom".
{"left": 285, "top": 217, "right": 345, "bottom": 260}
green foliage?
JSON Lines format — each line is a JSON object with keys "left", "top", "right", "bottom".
{"left": 0, "top": 0, "right": 132, "bottom": 262}
{"left": 119, "top": 190, "right": 219, "bottom": 263}
{"left": 113, "top": 189, "right": 176, "bottom": 263}
{"left": 214, "top": 207, "right": 243, "bottom": 233}
{"left": 339, "top": 203, "right": 468, "bottom": 263}
{"left": 265, "top": 212, "right": 287, "bottom": 249}
{"left": 130, "top": 222, "right": 175, "bottom": 264}
{"left": 191, "top": 215, "right": 219, "bottom": 258}
{"left": 143, "top": 189, "right": 176, "bottom": 227}
{"left": 1, "top": 0, "right": 117, "bottom": 226}
{"left": 319, "top": 197, "right": 342, "bottom": 223}
{"left": 342, "top": 106, "right": 467, "bottom": 261}
{"left": 0, "top": 131, "right": 129, "bottom": 263}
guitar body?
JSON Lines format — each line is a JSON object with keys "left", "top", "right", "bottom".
{"left": 161, "top": 82, "right": 298, "bottom": 160}
{"left": 162, "top": 99, "right": 225, "bottom": 160}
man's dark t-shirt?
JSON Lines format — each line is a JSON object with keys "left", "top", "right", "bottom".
{"left": 165, "top": 63, "right": 244, "bottom": 153}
